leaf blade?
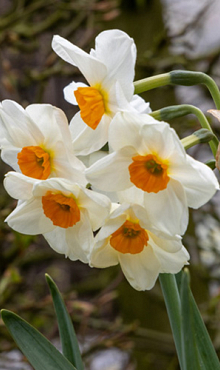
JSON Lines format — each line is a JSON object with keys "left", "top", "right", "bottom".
{"left": 180, "top": 270, "right": 202, "bottom": 370}
{"left": 45, "top": 274, "right": 84, "bottom": 370}
{"left": 1, "top": 309, "right": 77, "bottom": 370}
{"left": 180, "top": 269, "right": 220, "bottom": 370}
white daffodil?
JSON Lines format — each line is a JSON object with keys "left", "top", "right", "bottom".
{"left": 4, "top": 172, "right": 111, "bottom": 262}
{"left": 0, "top": 100, "right": 86, "bottom": 184}
{"left": 86, "top": 112, "right": 219, "bottom": 236}
{"left": 52, "top": 29, "right": 150, "bottom": 155}
{"left": 90, "top": 203, "right": 189, "bottom": 291}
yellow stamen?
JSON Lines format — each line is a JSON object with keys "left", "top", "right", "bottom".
{"left": 42, "top": 192, "right": 80, "bottom": 228}
{"left": 74, "top": 87, "right": 105, "bottom": 129}
{"left": 17, "top": 146, "right": 51, "bottom": 180}
{"left": 110, "top": 220, "right": 149, "bottom": 254}
{"left": 129, "top": 154, "right": 170, "bottom": 193}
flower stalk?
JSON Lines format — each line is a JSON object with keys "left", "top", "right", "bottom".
{"left": 149, "top": 104, "right": 219, "bottom": 157}
{"left": 134, "top": 70, "right": 220, "bottom": 110}
{"left": 181, "top": 129, "right": 216, "bottom": 150}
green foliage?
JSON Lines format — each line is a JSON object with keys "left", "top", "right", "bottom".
{"left": 180, "top": 270, "right": 220, "bottom": 370}
{"left": 160, "top": 271, "right": 220, "bottom": 370}
{"left": 45, "top": 274, "right": 84, "bottom": 370}
{"left": 1, "top": 274, "right": 85, "bottom": 370}
{"left": 1, "top": 309, "right": 77, "bottom": 370}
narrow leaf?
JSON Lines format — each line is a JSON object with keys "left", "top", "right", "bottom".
{"left": 180, "top": 269, "right": 202, "bottom": 370}
{"left": 45, "top": 274, "right": 84, "bottom": 370}
{"left": 1, "top": 309, "right": 77, "bottom": 370}
{"left": 159, "top": 274, "right": 183, "bottom": 368}
{"left": 180, "top": 269, "right": 220, "bottom": 370}
{"left": 190, "top": 290, "right": 220, "bottom": 369}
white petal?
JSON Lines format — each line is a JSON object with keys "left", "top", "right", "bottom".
{"left": 90, "top": 239, "right": 119, "bottom": 268}
{"left": 1, "top": 100, "right": 28, "bottom": 123}
{"left": 119, "top": 246, "right": 160, "bottom": 290}
{"left": 5, "top": 198, "right": 54, "bottom": 234}
{"left": 159, "top": 247, "right": 189, "bottom": 273}
{"left": 1, "top": 148, "right": 21, "bottom": 172}
{"left": 26, "top": 104, "right": 72, "bottom": 150}
{"left": 0, "top": 100, "right": 43, "bottom": 147}
{"left": 143, "top": 180, "right": 189, "bottom": 236}
{"left": 150, "top": 233, "right": 189, "bottom": 273}
{"left": 118, "top": 187, "right": 145, "bottom": 207}
{"left": 32, "top": 178, "right": 81, "bottom": 198}
{"left": 91, "top": 187, "right": 119, "bottom": 203}
{"left": 171, "top": 154, "right": 219, "bottom": 208}
{"left": 130, "top": 95, "right": 151, "bottom": 114}
{"left": 140, "top": 121, "right": 186, "bottom": 159}
{"left": 65, "top": 213, "right": 93, "bottom": 262}
{"left": 70, "top": 112, "right": 110, "bottom": 155}
{"left": 52, "top": 156, "right": 87, "bottom": 185}
{"left": 106, "top": 81, "right": 131, "bottom": 114}
{"left": 43, "top": 213, "right": 93, "bottom": 263}
{"left": 92, "top": 30, "right": 136, "bottom": 100}
{"left": 108, "top": 112, "right": 156, "bottom": 151}
{"left": 43, "top": 228, "right": 68, "bottom": 255}
{"left": 0, "top": 102, "right": 83, "bottom": 183}
{"left": 64, "top": 81, "right": 88, "bottom": 105}
{"left": 4, "top": 172, "right": 36, "bottom": 200}
{"left": 78, "top": 189, "right": 111, "bottom": 231}
{"left": 118, "top": 180, "right": 189, "bottom": 236}
{"left": 87, "top": 150, "right": 109, "bottom": 166}
{"left": 52, "top": 35, "right": 107, "bottom": 86}
{"left": 95, "top": 212, "right": 127, "bottom": 242}
{"left": 86, "top": 148, "right": 134, "bottom": 192}
{"left": 31, "top": 179, "right": 109, "bottom": 230}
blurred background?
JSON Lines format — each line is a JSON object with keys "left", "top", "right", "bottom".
{"left": 1, "top": 0, "right": 220, "bottom": 369}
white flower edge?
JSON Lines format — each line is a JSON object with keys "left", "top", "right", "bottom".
{"left": 4, "top": 172, "right": 111, "bottom": 262}
{"left": 90, "top": 203, "right": 189, "bottom": 290}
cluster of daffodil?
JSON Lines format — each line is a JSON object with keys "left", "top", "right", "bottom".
{"left": 0, "top": 30, "right": 219, "bottom": 291}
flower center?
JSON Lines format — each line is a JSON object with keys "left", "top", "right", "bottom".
{"left": 74, "top": 86, "right": 106, "bottom": 130}
{"left": 129, "top": 154, "right": 170, "bottom": 193}
{"left": 110, "top": 220, "right": 149, "bottom": 254}
{"left": 17, "top": 146, "right": 51, "bottom": 180}
{"left": 42, "top": 191, "right": 80, "bottom": 228}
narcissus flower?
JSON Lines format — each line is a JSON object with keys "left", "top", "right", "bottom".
{"left": 4, "top": 172, "right": 111, "bottom": 262}
{"left": 90, "top": 203, "right": 189, "bottom": 290}
{"left": 86, "top": 112, "right": 219, "bottom": 235}
{"left": 0, "top": 100, "right": 86, "bottom": 184}
{"left": 52, "top": 30, "right": 150, "bottom": 155}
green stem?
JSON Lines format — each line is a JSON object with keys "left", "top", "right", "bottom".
{"left": 150, "top": 104, "right": 219, "bottom": 157}
{"left": 159, "top": 274, "right": 183, "bottom": 369}
{"left": 134, "top": 70, "right": 220, "bottom": 110}
{"left": 181, "top": 129, "right": 215, "bottom": 150}
{"left": 134, "top": 73, "right": 170, "bottom": 94}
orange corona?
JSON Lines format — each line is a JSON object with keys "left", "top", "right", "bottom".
{"left": 110, "top": 220, "right": 149, "bottom": 254}
{"left": 129, "top": 154, "right": 170, "bottom": 193}
{"left": 42, "top": 192, "right": 80, "bottom": 228}
{"left": 74, "top": 86, "right": 105, "bottom": 129}
{"left": 17, "top": 146, "right": 51, "bottom": 180}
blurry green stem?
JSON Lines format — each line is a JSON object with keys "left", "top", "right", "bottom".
{"left": 134, "top": 70, "right": 220, "bottom": 110}
{"left": 134, "top": 73, "right": 170, "bottom": 93}
{"left": 181, "top": 130, "right": 215, "bottom": 151}
{"left": 159, "top": 274, "right": 183, "bottom": 369}
{"left": 150, "top": 104, "right": 219, "bottom": 157}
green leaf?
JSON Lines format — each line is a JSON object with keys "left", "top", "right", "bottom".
{"left": 190, "top": 288, "right": 220, "bottom": 369}
{"left": 45, "top": 274, "right": 84, "bottom": 370}
{"left": 1, "top": 309, "right": 77, "bottom": 370}
{"left": 180, "top": 270, "right": 202, "bottom": 370}
{"left": 159, "top": 273, "right": 183, "bottom": 368}
{"left": 180, "top": 269, "right": 220, "bottom": 370}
